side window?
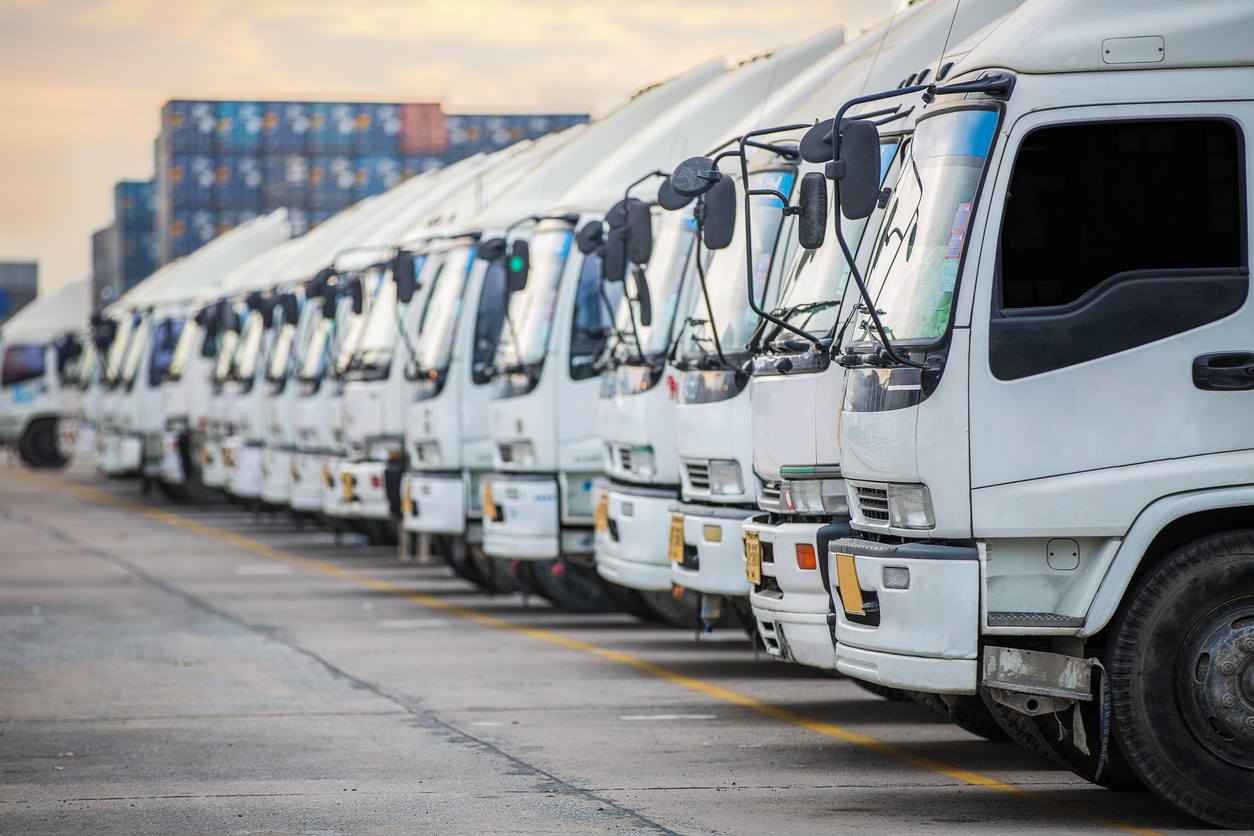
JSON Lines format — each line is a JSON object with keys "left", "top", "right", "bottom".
{"left": 991, "top": 119, "right": 1246, "bottom": 380}
{"left": 569, "top": 252, "right": 616, "bottom": 380}
{"left": 148, "top": 319, "right": 184, "bottom": 388}
{"left": 2, "top": 344, "right": 45, "bottom": 387}
{"left": 472, "top": 259, "right": 508, "bottom": 385}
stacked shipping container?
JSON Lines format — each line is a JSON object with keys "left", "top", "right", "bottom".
{"left": 0, "top": 262, "right": 38, "bottom": 327}
{"left": 155, "top": 100, "right": 588, "bottom": 264}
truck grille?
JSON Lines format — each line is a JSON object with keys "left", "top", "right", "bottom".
{"left": 686, "top": 461, "right": 710, "bottom": 491}
{"left": 498, "top": 444, "right": 513, "bottom": 463}
{"left": 856, "top": 486, "right": 890, "bottom": 521}
{"left": 761, "top": 480, "right": 781, "bottom": 502}
{"left": 618, "top": 446, "right": 632, "bottom": 472}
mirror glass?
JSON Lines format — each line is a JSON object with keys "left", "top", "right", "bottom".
{"left": 626, "top": 200, "right": 653, "bottom": 265}
{"left": 576, "top": 220, "right": 603, "bottom": 254}
{"left": 702, "top": 177, "right": 737, "bottom": 250}
{"left": 393, "top": 251, "right": 416, "bottom": 303}
{"left": 657, "top": 176, "right": 693, "bottom": 211}
{"left": 838, "top": 119, "right": 881, "bottom": 220}
{"left": 508, "top": 240, "right": 530, "bottom": 292}
{"left": 797, "top": 172, "right": 828, "bottom": 249}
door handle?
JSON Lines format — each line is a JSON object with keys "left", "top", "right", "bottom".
{"left": 1193, "top": 352, "right": 1254, "bottom": 391}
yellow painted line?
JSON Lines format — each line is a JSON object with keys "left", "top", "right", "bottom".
{"left": 8, "top": 468, "right": 1164, "bottom": 836}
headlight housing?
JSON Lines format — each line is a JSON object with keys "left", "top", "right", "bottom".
{"left": 412, "top": 441, "right": 441, "bottom": 465}
{"left": 627, "top": 446, "right": 655, "bottom": 479}
{"left": 887, "top": 484, "right": 934, "bottom": 530}
{"left": 368, "top": 438, "right": 405, "bottom": 462}
{"left": 783, "top": 479, "right": 848, "bottom": 515}
{"left": 707, "top": 460, "right": 743, "bottom": 495}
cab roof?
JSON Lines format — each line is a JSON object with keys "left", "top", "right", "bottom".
{"left": 959, "top": 0, "right": 1254, "bottom": 76}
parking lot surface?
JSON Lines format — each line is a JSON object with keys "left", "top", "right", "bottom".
{"left": 0, "top": 462, "right": 1212, "bottom": 835}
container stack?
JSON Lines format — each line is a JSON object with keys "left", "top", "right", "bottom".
{"left": 114, "top": 180, "right": 157, "bottom": 291}
{"left": 90, "top": 227, "right": 117, "bottom": 311}
{"left": 155, "top": 101, "right": 588, "bottom": 265}
{"left": 0, "top": 262, "right": 38, "bottom": 328}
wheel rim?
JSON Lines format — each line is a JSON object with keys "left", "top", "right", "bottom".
{"left": 1177, "top": 595, "right": 1254, "bottom": 770}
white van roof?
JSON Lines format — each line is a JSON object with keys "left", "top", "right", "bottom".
{"left": 959, "top": 0, "right": 1254, "bottom": 76}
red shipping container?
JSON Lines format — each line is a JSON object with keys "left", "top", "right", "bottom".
{"left": 399, "top": 103, "right": 447, "bottom": 154}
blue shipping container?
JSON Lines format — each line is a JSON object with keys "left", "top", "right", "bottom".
{"left": 353, "top": 154, "right": 403, "bottom": 201}
{"left": 192, "top": 210, "right": 217, "bottom": 246}
{"left": 262, "top": 102, "right": 310, "bottom": 153}
{"left": 354, "top": 104, "right": 402, "bottom": 154}
{"left": 115, "top": 180, "right": 155, "bottom": 223}
{"left": 287, "top": 208, "right": 310, "bottom": 237}
{"left": 308, "top": 155, "right": 354, "bottom": 211}
{"left": 186, "top": 155, "right": 216, "bottom": 210}
{"left": 402, "top": 156, "right": 443, "bottom": 180}
{"left": 166, "top": 210, "right": 194, "bottom": 259}
{"left": 162, "top": 155, "right": 192, "bottom": 208}
{"left": 308, "top": 103, "right": 356, "bottom": 153}
{"left": 234, "top": 102, "right": 264, "bottom": 153}
{"left": 161, "top": 101, "right": 217, "bottom": 153}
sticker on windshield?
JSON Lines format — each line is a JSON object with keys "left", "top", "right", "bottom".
{"left": 952, "top": 202, "right": 971, "bottom": 231}
{"left": 941, "top": 260, "right": 959, "bottom": 293}
{"left": 946, "top": 233, "right": 964, "bottom": 259}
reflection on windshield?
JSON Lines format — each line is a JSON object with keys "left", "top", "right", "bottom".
{"left": 104, "top": 315, "right": 136, "bottom": 385}
{"left": 495, "top": 228, "right": 574, "bottom": 368}
{"left": 267, "top": 323, "right": 296, "bottom": 381}
{"left": 864, "top": 109, "right": 998, "bottom": 343}
{"left": 614, "top": 212, "right": 696, "bottom": 358}
{"left": 299, "top": 315, "right": 329, "bottom": 381}
{"left": 680, "top": 170, "right": 794, "bottom": 356}
{"left": 334, "top": 276, "right": 378, "bottom": 375}
{"left": 412, "top": 246, "right": 474, "bottom": 374}
{"left": 231, "top": 311, "right": 265, "bottom": 381}
{"left": 148, "top": 318, "right": 184, "bottom": 387}
{"left": 774, "top": 143, "right": 901, "bottom": 337}
{"left": 71, "top": 339, "right": 98, "bottom": 388}
{"left": 355, "top": 276, "right": 398, "bottom": 369}
{"left": 168, "top": 316, "right": 198, "bottom": 380}
{"left": 120, "top": 316, "right": 150, "bottom": 387}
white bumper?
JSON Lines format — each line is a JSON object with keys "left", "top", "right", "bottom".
{"left": 223, "top": 438, "right": 262, "bottom": 498}
{"left": 99, "top": 432, "right": 142, "bottom": 476}
{"left": 481, "top": 475, "right": 561, "bottom": 560}
{"left": 401, "top": 471, "right": 467, "bottom": 534}
{"left": 260, "top": 448, "right": 292, "bottom": 506}
{"left": 321, "top": 455, "right": 350, "bottom": 518}
{"left": 199, "top": 438, "right": 226, "bottom": 488}
{"left": 830, "top": 537, "right": 980, "bottom": 694}
{"left": 341, "top": 460, "right": 392, "bottom": 520}
{"left": 745, "top": 517, "right": 836, "bottom": 670}
{"left": 159, "top": 433, "right": 186, "bottom": 485}
{"left": 593, "top": 480, "right": 677, "bottom": 592}
{"left": 669, "top": 502, "right": 755, "bottom": 597}
{"left": 289, "top": 452, "right": 326, "bottom": 512}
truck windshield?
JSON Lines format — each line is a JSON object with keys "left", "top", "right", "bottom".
{"left": 353, "top": 276, "right": 399, "bottom": 371}
{"left": 212, "top": 323, "right": 240, "bottom": 384}
{"left": 120, "top": 315, "right": 151, "bottom": 388}
{"left": 70, "top": 339, "right": 97, "bottom": 389}
{"left": 231, "top": 310, "right": 265, "bottom": 381}
{"left": 2, "top": 344, "right": 45, "bottom": 387}
{"left": 494, "top": 228, "right": 574, "bottom": 368}
{"left": 333, "top": 282, "right": 374, "bottom": 376}
{"left": 299, "top": 313, "right": 330, "bottom": 382}
{"left": 412, "top": 246, "right": 475, "bottom": 375}
{"left": 862, "top": 108, "right": 998, "bottom": 344}
{"left": 614, "top": 212, "right": 697, "bottom": 359}
{"left": 167, "top": 315, "right": 198, "bottom": 381}
{"left": 103, "top": 314, "right": 135, "bottom": 386}
{"left": 773, "top": 142, "right": 900, "bottom": 338}
{"left": 148, "top": 318, "right": 184, "bottom": 387}
{"left": 679, "top": 169, "right": 794, "bottom": 357}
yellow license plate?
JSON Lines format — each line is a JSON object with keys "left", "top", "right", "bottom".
{"left": 667, "top": 514, "right": 685, "bottom": 563}
{"left": 401, "top": 481, "right": 413, "bottom": 515}
{"left": 341, "top": 471, "right": 355, "bottom": 501}
{"left": 482, "top": 481, "right": 498, "bottom": 521}
{"left": 745, "top": 530, "right": 761, "bottom": 584}
{"left": 594, "top": 490, "right": 609, "bottom": 533}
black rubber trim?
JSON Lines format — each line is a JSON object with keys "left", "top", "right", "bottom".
{"left": 990, "top": 267, "right": 1248, "bottom": 381}
{"left": 830, "top": 537, "right": 978, "bottom": 561}
{"left": 598, "top": 478, "right": 680, "bottom": 500}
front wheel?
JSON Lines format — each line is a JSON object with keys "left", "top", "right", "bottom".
{"left": 1110, "top": 530, "right": 1254, "bottom": 828}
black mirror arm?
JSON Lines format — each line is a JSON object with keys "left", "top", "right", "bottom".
{"left": 743, "top": 139, "right": 800, "bottom": 162}
{"left": 736, "top": 125, "right": 825, "bottom": 350}
{"left": 624, "top": 170, "right": 667, "bottom": 204}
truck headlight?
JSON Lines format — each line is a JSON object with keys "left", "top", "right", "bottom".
{"left": 628, "top": 447, "right": 655, "bottom": 479}
{"left": 368, "top": 439, "right": 404, "bottom": 462}
{"left": 887, "top": 484, "right": 934, "bottom": 529}
{"left": 413, "top": 441, "right": 440, "bottom": 465}
{"left": 708, "top": 460, "right": 743, "bottom": 495}
{"left": 784, "top": 479, "right": 848, "bottom": 515}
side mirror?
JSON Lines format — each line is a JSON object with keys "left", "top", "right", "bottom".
{"left": 322, "top": 285, "right": 338, "bottom": 319}
{"left": 800, "top": 118, "right": 835, "bottom": 164}
{"left": 603, "top": 228, "right": 627, "bottom": 283}
{"left": 477, "top": 237, "right": 506, "bottom": 260}
{"left": 576, "top": 220, "right": 603, "bottom": 254}
{"left": 393, "top": 250, "right": 416, "bottom": 304}
{"left": 832, "top": 118, "right": 880, "bottom": 220}
{"left": 246, "top": 290, "right": 263, "bottom": 312}
{"left": 702, "top": 177, "right": 737, "bottom": 250}
{"left": 797, "top": 172, "right": 828, "bottom": 249}
{"left": 260, "top": 296, "right": 277, "bottom": 328}
{"left": 218, "top": 299, "right": 239, "bottom": 333}
{"left": 656, "top": 175, "right": 693, "bottom": 211}
{"left": 309, "top": 266, "right": 335, "bottom": 297}
{"left": 280, "top": 293, "right": 299, "bottom": 326}
{"left": 632, "top": 266, "right": 652, "bottom": 327}
{"left": 507, "top": 240, "right": 529, "bottom": 292}
{"left": 346, "top": 278, "right": 364, "bottom": 316}
{"left": 672, "top": 156, "right": 722, "bottom": 197}
{"left": 626, "top": 200, "right": 652, "bottom": 265}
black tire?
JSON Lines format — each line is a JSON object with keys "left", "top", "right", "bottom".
{"left": 437, "top": 536, "right": 490, "bottom": 588}
{"left": 598, "top": 580, "right": 665, "bottom": 622}
{"left": 526, "top": 559, "right": 618, "bottom": 613}
{"left": 851, "top": 678, "right": 912, "bottom": 702}
{"left": 19, "top": 419, "right": 67, "bottom": 469}
{"left": 909, "top": 692, "right": 1010, "bottom": 742}
{"left": 1109, "top": 530, "right": 1254, "bottom": 828}
{"left": 639, "top": 588, "right": 703, "bottom": 628}
{"left": 157, "top": 479, "right": 190, "bottom": 501}
{"left": 465, "top": 543, "right": 522, "bottom": 595}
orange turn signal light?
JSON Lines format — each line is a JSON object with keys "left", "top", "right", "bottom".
{"left": 795, "top": 543, "right": 817, "bottom": 571}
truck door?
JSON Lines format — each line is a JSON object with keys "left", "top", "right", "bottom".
{"left": 968, "top": 106, "right": 1252, "bottom": 535}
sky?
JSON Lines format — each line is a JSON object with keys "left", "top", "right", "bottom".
{"left": 0, "top": 0, "right": 901, "bottom": 295}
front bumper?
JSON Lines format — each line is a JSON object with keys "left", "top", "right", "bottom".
{"left": 341, "top": 460, "right": 400, "bottom": 520}
{"left": 593, "top": 479, "right": 678, "bottom": 592}
{"left": 668, "top": 501, "right": 756, "bottom": 597}
{"left": 321, "top": 455, "right": 349, "bottom": 518}
{"left": 481, "top": 474, "right": 594, "bottom": 560}
{"left": 289, "top": 452, "right": 326, "bottom": 512}
{"left": 223, "top": 438, "right": 262, "bottom": 498}
{"left": 199, "top": 438, "right": 225, "bottom": 488}
{"left": 401, "top": 471, "right": 467, "bottom": 534}
{"left": 159, "top": 432, "right": 186, "bottom": 486}
{"left": 99, "top": 432, "right": 143, "bottom": 476}
{"left": 829, "top": 536, "right": 979, "bottom": 694}
{"left": 260, "top": 448, "right": 292, "bottom": 505}
{"left": 745, "top": 517, "right": 837, "bottom": 670}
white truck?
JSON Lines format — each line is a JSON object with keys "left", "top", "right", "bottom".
{"left": 817, "top": 0, "right": 1254, "bottom": 825}
{"left": 0, "top": 280, "right": 90, "bottom": 468}
{"left": 590, "top": 27, "right": 846, "bottom": 625}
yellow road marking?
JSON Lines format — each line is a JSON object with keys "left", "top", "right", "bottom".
{"left": 8, "top": 469, "right": 1163, "bottom": 836}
